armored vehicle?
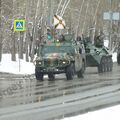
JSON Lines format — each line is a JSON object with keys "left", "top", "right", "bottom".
{"left": 117, "top": 42, "right": 120, "bottom": 64}
{"left": 83, "top": 36, "right": 113, "bottom": 73}
{"left": 34, "top": 34, "right": 86, "bottom": 80}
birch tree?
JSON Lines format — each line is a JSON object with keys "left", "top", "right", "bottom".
{"left": 0, "top": 0, "right": 2, "bottom": 62}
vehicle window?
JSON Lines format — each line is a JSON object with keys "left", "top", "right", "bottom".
{"left": 41, "top": 46, "right": 75, "bottom": 55}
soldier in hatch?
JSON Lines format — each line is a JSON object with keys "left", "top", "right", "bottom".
{"left": 94, "top": 30, "right": 104, "bottom": 47}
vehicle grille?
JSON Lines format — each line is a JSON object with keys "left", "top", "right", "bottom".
{"left": 44, "top": 59, "right": 58, "bottom": 67}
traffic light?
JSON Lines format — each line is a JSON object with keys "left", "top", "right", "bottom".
{"left": 47, "top": 27, "right": 52, "bottom": 40}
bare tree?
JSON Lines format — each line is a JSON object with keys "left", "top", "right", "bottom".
{"left": 0, "top": 0, "right": 2, "bottom": 62}
{"left": 11, "top": 0, "right": 16, "bottom": 61}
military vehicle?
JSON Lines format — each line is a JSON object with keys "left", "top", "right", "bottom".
{"left": 117, "top": 42, "right": 120, "bottom": 64}
{"left": 83, "top": 36, "right": 113, "bottom": 73}
{"left": 34, "top": 33, "right": 86, "bottom": 80}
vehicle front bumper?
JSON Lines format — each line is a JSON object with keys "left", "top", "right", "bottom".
{"left": 35, "top": 67, "right": 66, "bottom": 74}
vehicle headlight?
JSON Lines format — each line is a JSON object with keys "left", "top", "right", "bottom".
{"left": 38, "top": 61, "right": 42, "bottom": 65}
{"left": 36, "top": 60, "right": 42, "bottom": 65}
{"left": 59, "top": 59, "right": 69, "bottom": 66}
{"left": 96, "top": 51, "right": 100, "bottom": 54}
{"left": 62, "top": 60, "right": 69, "bottom": 65}
{"left": 62, "top": 61, "right": 66, "bottom": 64}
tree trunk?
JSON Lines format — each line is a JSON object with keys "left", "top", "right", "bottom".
{"left": 0, "top": 42, "right": 2, "bottom": 62}
{"left": 11, "top": 32, "right": 16, "bottom": 61}
{"left": 0, "top": 0, "right": 2, "bottom": 62}
{"left": 24, "top": 0, "right": 31, "bottom": 62}
{"left": 25, "top": 40, "right": 29, "bottom": 62}
{"left": 19, "top": 32, "right": 24, "bottom": 59}
{"left": 25, "top": 31, "right": 29, "bottom": 62}
{"left": 30, "top": 0, "right": 41, "bottom": 62}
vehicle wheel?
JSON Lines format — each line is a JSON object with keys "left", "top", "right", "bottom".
{"left": 35, "top": 68, "right": 43, "bottom": 80}
{"left": 106, "top": 57, "right": 113, "bottom": 72}
{"left": 48, "top": 73, "right": 55, "bottom": 81}
{"left": 109, "top": 57, "right": 113, "bottom": 71}
{"left": 66, "top": 64, "right": 74, "bottom": 80}
{"left": 98, "top": 64, "right": 102, "bottom": 73}
{"left": 77, "top": 70, "right": 83, "bottom": 78}
{"left": 106, "top": 57, "right": 110, "bottom": 72}
{"left": 77, "top": 61, "right": 85, "bottom": 78}
{"left": 98, "top": 57, "right": 106, "bottom": 73}
{"left": 117, "top": 54, "right": 120, "bottom": 64}
{"left": 104, "top": 57, "right": 108, "bottom": 72}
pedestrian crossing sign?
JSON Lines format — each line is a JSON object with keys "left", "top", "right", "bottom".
{"left": 14, "top": 20, "right": 25, "bottom": 32}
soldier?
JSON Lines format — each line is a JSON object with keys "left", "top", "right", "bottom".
{"left": 94, "top": 30, "right": 104, "bottom": 47}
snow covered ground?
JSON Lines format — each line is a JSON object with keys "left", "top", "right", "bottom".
{"left": 0, "top": 53, "right": 119, "bottom": 120}
{"left": 0, "top": 54, "right": 35, "bottom": 74}
{"left": 62, "top": 105, "right": 120, "bottom": 120}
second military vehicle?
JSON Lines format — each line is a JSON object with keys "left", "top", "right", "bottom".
{"left": 34, "top": 33, "right": 86, "bottom": 80}
{"left": 83, "top": 36, "right": 113, "bottom": 73}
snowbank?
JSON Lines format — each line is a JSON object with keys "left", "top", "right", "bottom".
{"left": 0, "top": 54, "right": 35, "bottom": 74}
{"left": 62, "top": 104, "right": 120, "bottom": 120}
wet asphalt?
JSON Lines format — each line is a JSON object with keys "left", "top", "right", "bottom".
{"left": 0, "top": 63, "right": 120, "bottom": 120}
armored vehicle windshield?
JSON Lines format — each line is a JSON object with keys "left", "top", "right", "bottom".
{"left": 41, "top": 45, "right": 75, "bottom": 55}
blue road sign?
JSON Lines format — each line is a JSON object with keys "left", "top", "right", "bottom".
{"left": 14, "top": 20, "right": 25, "bottom": 32}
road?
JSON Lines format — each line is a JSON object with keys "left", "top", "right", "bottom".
{"left": 0, "top": 63, "right": 120, "bottom": 120}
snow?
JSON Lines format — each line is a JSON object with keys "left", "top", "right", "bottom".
{"left": 62, "top": 105, "right": 120, "bottom": 120}
{"left": 112, "top": 52, "right": 117, "bottom": 62}
{"left": 0, "top": 54, "right": 35, "bottom": 74}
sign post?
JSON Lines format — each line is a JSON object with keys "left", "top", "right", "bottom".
{"left": 14, "top": 20, "right": 25, "bottom": 72}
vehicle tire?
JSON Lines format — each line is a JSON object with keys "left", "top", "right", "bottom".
{"left": 77, "top": 61, "right": 85, "bottom": 78}
{"left": 109, "top": 57, "right": 113, "bottom": 71}
{"left": 77, "top": 70, "right": 83, "bottom": 78}
{"left": 48, "top": 73, "right": 55, "bottom": 81}
{"left": 106, "top": 57, "right": 110, "bottom": 72}
{"left": 66, "top": 64, "right": 74, "bottom": 80}
{"left": 106, "top": 57, "right": 113, "bottom": 72}
{"left": 104, "top": 57, "right": 108, "bottom": 72}
{"left": 98, "top": 64, "right": 102, "bottom": 73}
{"left": 117, "top": 54, "right": 120, "bottom": 64}
{"left": 98, "top": 57, "right": 106, "bottom": 73}
{"left": 35, "top": 68, "right": 43, "bottom": 80}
